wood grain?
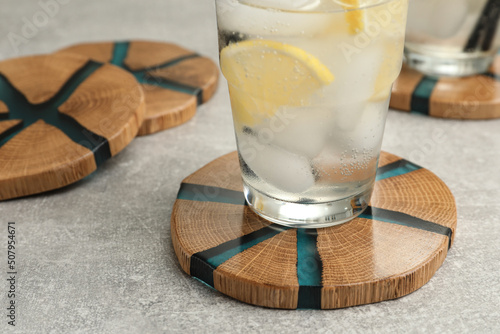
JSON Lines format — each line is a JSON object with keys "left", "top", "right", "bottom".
{"left": 0, "top": 54, "right": 145, "bottom": 201}
{"left": 0, "top": 101, "right": 8, "bottom": 113}
{"left": 0, "top": 53, "right": 89, "bottom": 105}
{"left": 57, "top": 40, "right": 219, "bottom": 134}
{"left": 58, "top": 63, "right": 145, "bottom": 156}
{"left": 182, "top": 151, "right": 243, "bottom": 192}
{"left": 124, "top": 41, "right": 194, "bottom": 71}
{"left": 0, "top": 120, "right": 96, "bottom": 201}
{"left": 0, "top": 120, "right": 21, "bottom": 135}
{"left": 372, "top": 169, "right": 457, "bottom": 245}
{"left": 171, "top": 151, "right": 457, "bottom": 309}
{"left": 215, "top": 229, "right": 299, "bottom": 309}
{"left": 430, "top": 76, "right": 500, "bottom": 119}
{"left": 171, "top": 201, "right": 269, "bottom": 274}
{"left": 137, "top": 84, "right": 196, "bottom": 136}
{"left": 53, "top": 42, "right": 114, "bottom": 63}
{"left": 149, "top": 57, "right": 220, "bottom": 103}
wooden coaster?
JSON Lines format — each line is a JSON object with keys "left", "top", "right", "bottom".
{"left": 171, "top": 151, "right": 457, "bottom": 309}
{"left": 391, "top": 57, "right": 500, "bottom": 119}
{"left": 0, "top": 53, "right": 145, "bottom": 201}
{"left": 58, "top": 41, "right": 219, "bottom": 135}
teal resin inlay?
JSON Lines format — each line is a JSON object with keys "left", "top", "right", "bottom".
{"left": 190, "top": 224, "right": 288, "bottom": 287}
{"left": 177, "top": 183, "right": 246, "bottom": 206}
{"left": 296, "top": 229, "right": 322, "bottom": 287}
{"left": 110, "top": 41, "right": 129, "bottom": 67}
{"left": 411, "top": 76, "right": 439, "bottom": 115}
{"left": 110, "top": 42, "right": 203, "bottom": 104}
{"left": 204, "top": 228, "right": 285, "bottom": 269}
{"left": 0, "top": 61, "right": 111, "bottom": 166}
{"left": 296, "top": 228, "right": 322, "bottom": 309}
{"left": 359, "top": 206, "right": 452, "bottom": 248}
{"left": 376, "top": 159, "right": 422, "bottom": 181}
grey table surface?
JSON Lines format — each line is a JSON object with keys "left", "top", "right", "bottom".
{"left": 0, "top": 0, "right": 499, "bottom": 333}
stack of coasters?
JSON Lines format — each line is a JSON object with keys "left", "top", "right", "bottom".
{"left": 0, "top": 40, "right": 219, "bottom": 200}
{"left": 58, "top": 41, "right": 219, "bottom": 135}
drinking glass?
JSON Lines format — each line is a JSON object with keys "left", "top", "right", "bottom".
{"left": 215, "top": 0, "right": 409, "bottom": 228}
{"left": 405, "top": 0, "right": 500, "bottom": 77}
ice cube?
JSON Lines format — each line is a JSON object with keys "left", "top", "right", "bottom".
{"left": 216, "top": 0, "right": 331, "bottom": 37}
{"left": 237, "top": 131, "right": 315, "bottom": 193}
{"left": 252, "top": 106, "right": 331, "bottom": 159}
{"left": 333, "top": 102, "right": 366, "bottom": 132}
{"left": 349, "top": 99, "right": 389, "bottom": 149}
{"left": 326, "top": 42, "right": 385, "bottom": 106}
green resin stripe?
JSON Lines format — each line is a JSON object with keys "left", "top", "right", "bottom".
{"left": 110, "top": 41, "right": 129, "bottom": 67}
{"left": 130, "top": 53, "right": 200, "bottom": 72}
{"left": 110, "top": 41, "right": 203, "bottom": 104}
{"left": 296, "top": 229, "right": 322, "bottom": 309}
{"left": 376, "top": 159, "right": 422, "bottom": 181}
{"left": 190, "top": 222, "right": 324, "bottom": 309}
{"left": 177, "top": 185, "right": 452, "bottom": 245}
{"left": 190, "top": 224, "right": 289, "bottom": 287}
{"left": 411, "top": 76, "right": 438, "bottom": 115}
{"left": 178, "top": 155, "right": 423, "bottom": 207}
{"left": 177, "top": 183, "right": 246, "bottom": 206}
{"left": 134, "top": 72, "right": 203, "bottom": 105}
{"left": 0, "top": 61, "right": 111, "bottom": 166}
{"left": 359, "top": 206, "right": 452, "bottom": 249}
{"left": 0, "top": 121, "right": 22, "bottom": 143}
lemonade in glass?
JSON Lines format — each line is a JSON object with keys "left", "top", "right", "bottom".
{"left": 216, "top": 0, "right": 409, "bottom": 227}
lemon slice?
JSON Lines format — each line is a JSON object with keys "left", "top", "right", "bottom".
{"left": 220, "top": 40, "right": 334, "bottom": 125}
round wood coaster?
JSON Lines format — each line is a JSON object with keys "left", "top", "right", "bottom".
{"left": 390, "top": 57, "right": 500, "bottom": 119}
{"left": 58, "top": 41, "right": 219, "bottom": 135}
{"left": 171, "top": 151, "right": 457, "bottom": 309}
{"left": 0, "top": 53, "right": 145, "bottom": 201}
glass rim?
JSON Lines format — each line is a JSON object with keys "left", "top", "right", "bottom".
{"left": 228, "top": 0, "right": 400, "bottom": 14}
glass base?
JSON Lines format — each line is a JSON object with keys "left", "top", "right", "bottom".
{"left": 404, "top": 48, "right": 494, "bottom": 77}
{"left": 243, "top": 182, "right": 372, "bottom": 229}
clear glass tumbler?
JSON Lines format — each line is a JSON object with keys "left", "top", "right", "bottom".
{"left": 405, "top": 0, "right": 500, "bottom": 77}
{"left": 215, "top": 0, "right": 409, "bottom": 228}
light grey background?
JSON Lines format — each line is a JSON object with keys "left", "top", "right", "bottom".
{"left": 0, "top": 0, "right": 499, "bottom": 333}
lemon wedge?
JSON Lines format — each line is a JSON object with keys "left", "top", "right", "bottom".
{"left": 338, "top": 0, "right": 364, "bottom": 34}
{"left": 220, "top": 40, "right": 334, "bottom": 125}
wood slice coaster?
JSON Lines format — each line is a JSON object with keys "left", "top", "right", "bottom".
{"left": 171, "top": 151, "right": 457, "bottom": 309}
{"left": 0, "top": 53, "right": 145, "bottom": 201}
{"left": 390, "top": 57, "right": 500, "bottom": 119}
{"left": 57, "top": 41, "right": 219, "bottom": 135}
